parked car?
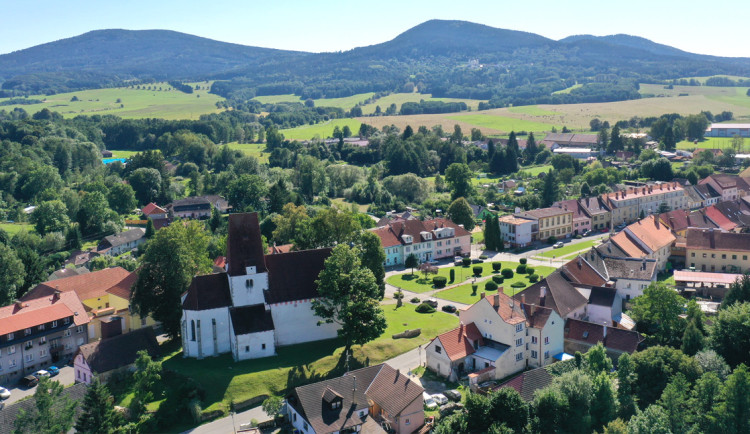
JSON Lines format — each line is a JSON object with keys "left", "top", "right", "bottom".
{"left": 583, "top": 230, "right": 593, "bottom": 236}
{"left": 441, "top": 304, "right": 457, "bottom": 313}
{"left": 33, "top": 370, "right": 50, "bottom": 378}
{"left": 47, "top": 366, "right": 60, "bottom": 377}
{"left": 424, "top": 299, "right": 438, "bottom": 308}
{"left": 471, "top": 258, "right": 483, "bottom": 264}
{"left": 20, "top": 375, "right": 39, "bottom": 388}
{"left": 0, "top": 387, "right": 10, "bottom": 400}
{"left": 454, "top": 256, "right": 462, "bottom": 263}
{"left": 553, "top": 241, "right": 564, "bottom": 249}
{"left": 423, "top": 392, "right": 438, "bottom": 410}
{"left": 432, "top": 393, "right": 449, "bottom": 405}
{"left": 444, "top": 389, "right": 462, "bottom": 402}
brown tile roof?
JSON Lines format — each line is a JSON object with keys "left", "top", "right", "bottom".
{"left": 713, "top": 201, "right": 750, "bottom": 227}
{"left": 686, "top": 228, "right": 750, "bottom": 252}
{"left": 433, "top": 323, "right": 484, "bottom": 361}
{"left": 24, "top": 267, "right": 135, "bottom": 303}
{"left": 579, "top": 197, "right": 610, "bottom": 216}
{"left": 495, "top": 366, "right": 554, "bottom": 402}
{"left": 564, "top": 319, "right": 643, "bottom": 353}
{"left": 659, "top": 209, "right": 689, "bottom": 233}
{"left": 142, "top": 202, "right": 166, "bottom": 215}
{"left": 182, "top": 273, "right": 232, "bottom": 311}
{"left": 371, "top": 226, "right": 402, "bottom": 247}
{"left": 365, "top": 364, "right": 424, "bottom": 419}
{"left": 76, "top": 327, "right": 160, "bottom": 374}
{"left": 515, "top": 271, "right": 587, "bottom": 319}
{"left": 701, "top": 174, "right": 737, "bottom": 189}
{"left": 268, "top": 243, "right": 293, "bottom": 254}
{"left": 521, "top": 304, "right": 553, "bottom": 329}
{"left": 100, "top": 228, "right": 145, "bottom": 248}
{"left": 612, "top": 215, "right": 676, "bottom": 257}
{"left": 482, "top": 292, "right": 526, "bottom": 325}
{"left": 588, "top": 286, "right": 617, "bottom": 307}
{"left": 229, "top": 304, "right": 275, "bottom": 335}
{"left": 560, "top": 257, "right": 607, "bottom": 286}
{"left": 686, "top": 210, "right": 719, "bottom": 230}
{"left": 264, "top": 248, "right": 332, "bottom": 304}
{"left": 553, "top": 199, "right": 588, "bottom": 221}
{"left": 226, "top": 213, "right": 267, "bottom": 276}
{"left": 106, "top": 272, "right": 137, "bottom": 300}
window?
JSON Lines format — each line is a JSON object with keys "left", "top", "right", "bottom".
{"left": 531, "top": 336, "right": 538, "bottom": 344}
{"left": 733, "top": 255, "right": 738, "bottom": 260}
{"left": 515, "top": 338, "right": 523, "bottom": 347}
{"left": 64, "top": 329, "right": 71, "bottom": 337}
{"left": 303, "top": 422, "right": 308, "bottom": 431}
{"left": 703, "top": 253, "right": 707, "bottom": 258}
{"left": 245, "top": 346, "right": 250, "bottom": 352}
{"left": 531, "top": 350, "right": 538, "bottom": 359}
{"left": 245, "top": 279, "right": 253, "bottom": 288}
{"left": 8, "top": 346, "right": 16, "bottom": 355}
{"left": 39, "top": 337, "right": 46, "bottom": 345}
{"left": 744, "top": 256, "right": 748, "bottom": 261}
{"left": 435, "top": 346, "right": 442, "bottom": 354}
{"left": 405, "top": 418, "right": 411, "bottom": 425}
{"left": 515, "top": 324, "right": 523, "bottom": 332}
{"left": 712, "top": 254, "right": 716, "bottom": 258}
{"left": 63, "top": 318, "right": 70, "bottom": 325}
{"left": 77, "top": 337, "right": 84, "bottom": 345}
{"left": 190, "top": 320, "right": 196, "bottom": 341}
{"left": 544, "top": 337, "right": 549, "bottom": 345}
{"left": 24, "top": 328, "right": 31, "bottom": 336}
{"left": 262, "top": 343, "right": 266, "bottom": 350}
{"left": 544, "top": 351, "right": 550, "bottom": 360}
{"left": 52, "top": 320, "right": 57, "bottom": 328}
{"left": 24, "top": 341, "right": 32, "bottom": 350}
{"left": 293, "top": 413, "right": 297, "bottom": 422}
{"left": 40, "top": 349, "right": 47, "bottom": 357}
{"left": 722, "top": 254, "right": 727, "bottom": 259}
{"left": 9, "top": 359, "right": 16, "bottom": 367}
{"left": 38, "top": 324, "right": 45, "bottom": 331}
{"left": 77, "top": 326, "right": 84, "bottom": 334}
{"left": 515, "top": 353, "right": 523, "bottom": 362}
{"left": 7, "top": 332, "right": 13, "bottom": 341}
{"left": 25, "top": 354, "right": 33, "bottom": 362}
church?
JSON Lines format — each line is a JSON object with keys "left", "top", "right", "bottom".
{"left": 180, "top": 213, "right": 340, "bottom": 361}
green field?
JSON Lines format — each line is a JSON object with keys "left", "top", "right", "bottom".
{"left": 106, "top": 149, "right": 139, "bottom": 159}
{"left": 0, "top": 82, "right": 224, "bottom": 120}
{"left": 226, "top": 142, "right": 270, "bottom": 163}
{"left": 552, "top": 84, "right": 583, "bottom": 95}
{"left": 520, "top": 164, "right": 554, "bottom": 177}
{"left": 163, "top": 303, "right": 458, "bottom": 414}
{"left": 446, "top": 114, "right": 560, "bottom": 134}
{"left": 677, "top": 75, "right": 750, "bottom": 85}
{"left": 280, "top": 118, "right": 363, "bottom": 140}
{"left": 0, "top": 222, "right": 33, "bottom": 235}
{"left": 508, "top": 105, "right": 559, "bottom": 116}
{"left": 676, "top": 137, "right": 750, "bottom": 152}
{"left": 360, "top": 93, "right": 483, "bottom": 115}
{"left": 538, "top": 240, "right": 600, "bottom": 258}
{"left": 435, "top": 264, "right": 557, "bottom": 304}
{"left": 252, "top": 94, "right": 301, "bottom": 104}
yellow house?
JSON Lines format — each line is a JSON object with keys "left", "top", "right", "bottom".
{"left": 517, "top": 207, "right": 574, "bottom": 241}
{"left": 24, "top": 267, "right": 158, "bottom": 340}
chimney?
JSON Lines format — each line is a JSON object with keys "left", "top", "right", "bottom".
{"left": 540, "top": 286, "right": 547, "bottom": 306}
{"left": 521, "top": 293, "right": 526, "bottom": 305}
{"left": 493, "top": 294, "right": 500, "bottom": 308}
{"left": 52, "top": 289, "right": 61, "bottom": 302}
{"left": 480, "top": 292, "right": 486, "bottom": 300}
{"left": 353, "top": 376, "right": 357, "bottom": 391}
{"left": 603, "top": 323, "right": 608, "bottom": 338}
{"left": 530, "top": 303, "right": 536, "bottom": 315}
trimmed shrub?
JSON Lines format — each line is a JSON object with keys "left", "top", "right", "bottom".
{"left": 433, "top": 276, "right": 447, "bottom": 288}
{"left": 473, "top": 266, "right": 482, "bottom": 276}
{"left": 479, "top": 254, "right": 488, "bottom": 260}
{"left": 526, "top": 267, "right": 535, "bottom": 275}
{"left": 502, "top": 268, "right": 514, "bottom": 279}
{"left": 415, "top": 303, "right": 436, "bottom": 314}
{"left": 492, "top": 275, "right": 504, "bottom": 284}
{"left": 511, "top": 281, "right": 526, "bottom": 288}
{"left": 492, "top": 262, "right": 502, "bottom": 272}
{"left": 485, "top": 281, "right": 498, "bottom": 292}
{"left": 449, "top": 269, "right": 455, "bottom": 283}
{"left": 410, "top": 297, "right": 420, "bottom": 304}
{"left": 516, "top": 264, "right": 527, "bottom": 274}
{"left": 471, "top": 284, "right": 478, "bottom": 295}
{"left": 520, "top": 258, "right": 527, "bottom": 265}
{"left": 575, "top": 234, "right": 582, "bottom": 239}
{"left": 548, "top": 236, "right": 557, "bottom": 244}
{"left": 529, "top": 274, "right": 539, "bottom": 283}
{"left": 462, "top": 257, "right": 471, "bottom": 267}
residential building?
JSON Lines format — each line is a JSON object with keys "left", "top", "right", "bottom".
{"left": 579, "top": 246, "right": 658, "bottom": 300}
{"left": 704, "top": 123, "right": 750, "bottom": 138}
{"left": 552, "top": 148, "right": 599, "bottom": 159}
{"left": 686, "top": 228, "right": 750, "bottom": 273}
{"left": 286, "top": 363, "right": 424, "bottom": 434}
{"left": 564, "top": 319, "right": 644, "bottom": 363}
{"left": 96, "top": 228, "right": 146, "bottom": 256}
{"left": 541, "top": 133, "right": 599, "bottom": 149}
{"left": 141, "top": 202, "right": 168, "bottom": 220}
{"left": 704, "top": 204, "right": 739, "bottom": 231}
{"left": 494, "top": 366, "right": 554, "bottom": 402}
{"left": 610, "top": 215, "right": 676, "bottom": 270}
{"left": 0, "top": 383, "right": 88, "bottom": 434}
{"left": 516, "top": 207, "right": 573, "bottom": 241}
{"left": 515, "top": 272, "right": 589, "bottom": 320}
{"left": 497, "top": 215, "right": 536, "bottom": 248}
{"left": 699, "top": 174, "right": 745, "bottom": 201}
{"left": 0, "top": 291, "right": 89, "bottom": 384}
{"left": 553, "top": 199, "right": 591, "bottom": 235}
{"left": 47, "top": 267, "right": 89, "bottom": 281}
{"left": 579, "top": 286, "right": 622, "bottom": 326}
{"left": 693, "top": 184, "right": 721, "bottom": 208}
{"left": 713, "top": 200, "right": 750, "bottom": 229}
{"left": 659, "top": 209, "right": 691, "bottom": 236}
{"left": 578, "top": 197, "right": 611, "bottom": 231}
{"left": 370, "top": 218, "right": 471, "bottom": 266}
{"left": 168, "top": 195, "right": 230, "bottom": 219}
{"left": 602, "top": 182, "right": 686, "bottom": 226}
{"left": 73, "top": 326, "right": 159, "bottom": 384}
{"left": 181, "top": 213, "right": 339, "bottom": 361}
{"left": 21, "top": 267, "right": 157, "bottom": 341}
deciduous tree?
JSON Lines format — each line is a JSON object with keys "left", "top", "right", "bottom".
{"left": 630, "top": 282, "right": 685, "bottom": 346}
{"left": 14, "top": 377, "right": 77, "bottom": 434}
{"left": 30, "top": 200, "right": 70, "bottom": 236}
{"left": 445, "top": 163, "right": 474, "bottom": 200}
{"left": 0, "top": 244, "right": 24, "bottom": 305}
{"left": 711, "top": 301, "right": 750, "bottom": 367}
{"left": 447, "top": 197, "right": 475, "bottom": 231}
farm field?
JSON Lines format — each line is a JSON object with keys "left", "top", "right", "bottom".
{"left": 445, "top": 114, "right": 560, "bottom": 134}
{"left": 677, "top": 75, "right": 750, "bottom": 84}
{"left": 0, "top": 82, "right": 223, "bottom": 120}
{"left": 676, "top": 137, "right": 750, "bottom": 152}
{"left": 508, "top": 105, "right": 559, "bottom": 116}
{"left": 279, "top": 118, "right": 363, "bottom": 140}
{"left": 106, "top": 149, "right": 139, "bottom": 159}
{"left": 162, "top": 303, "right": 458, "bottom": 415}
{"left": 225, "top": 142, "right": 270, "bottom": 163}
{"left": 254, "top": 92, "right": 376, "bottom": 110}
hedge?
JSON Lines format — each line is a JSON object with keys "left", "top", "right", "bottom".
{"left": 479, "top": 255, "right": 488, "bottom": 259}
{"left": 449, "top": 269, "right": 455, "bottom": 282}
{"left": 473, "top": 266, "right": 482, "bottom": 276}
{"left": 433, "top": 276, "right": 447, "bottom": 288}
{"left": 416, "top": 303, "right": 436, "bottom": 314}
{"left": 520, "top": 258, "right": 527, "bottom": 265}
{"left": 471, "top": 284, "right": 478, "bottom": 295}
{"left": 492, "top": 275, "right": 504, "bottom": 284}
{"left": 516, "top": 264, "right": 527, "bottom": 274}
{"left": 526, "top": 267, "right": 535, "bottom": 275}
{"left": 529, "top": 274, "right": 539, "bottom": 283}
{"left": 462, "top": 257, "right": 472, "bottom": 266}
{"left": 511, "top": 281, "right": 526, "bottom": 288}
{"left": 485, "top": 281, "right": 498, "bottom": 292}
{"left": 410, "top": 297, "right": 420, "bottom": 304}
{"left": 501, "top": 268, "right": 514, "bottom": 278}
{"left": 492, "top": 262, "right": 502, "bottom": 272}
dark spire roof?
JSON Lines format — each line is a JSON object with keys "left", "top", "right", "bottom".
{"left": 226, "top": 213, "right": 267, "bottom": 276}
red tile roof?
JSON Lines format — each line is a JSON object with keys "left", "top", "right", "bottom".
{"left": 0, "top": 304, "right": 73, "bottom": 335}
{"left": 268, "top": 244, "right": 293, "bottom": 254}
{"left": 612, "top": 215, "right": 676, "bottom": 257}
{"left": 213, "top": 256, "right": 226, "bottom": 268}
{"left": 0, "top": 290, "right": 89, "bottom": 334}
{"left": 141, "top": 202, "right": 166, "bottom": 215}
{"left": 371, "top": 217, "right": 471, "bottom": 248}
{"left": 704, "top": 205, "right": 737, "bottom": 231}
{"left": 564, "top": 319, "right": 643, "bottom": 353}
{"left": 482, "top": 292, "right": 526, "bottom": 325}
{"left": 22, "top": 267, "right": 135, "bottom": 302}
{"left": 560, "top": 257, "right": 607, "bottom": 286}
{"left": 433, "top": 323, "right": 484, "bottom": 361}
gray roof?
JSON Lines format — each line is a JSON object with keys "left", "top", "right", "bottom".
{"left": 515, "top": 271, "right": 588, "bottom": 319}
{"left": 76, "top": 327, "right": 160, "bottom": 374}
{"left": 101, "top": 228, "right": 145, "bottom": 248}
{"left": 583, "top": 245, "right": 657, "bottom": 281}
{"left": 588, "top": 286, "right": 617, "bottom": 307}
{"left": 495, "top": 366, "right": 554, "bottom": 402}
{"left": 0, "top": 383, "right": 88, "bottom": 434}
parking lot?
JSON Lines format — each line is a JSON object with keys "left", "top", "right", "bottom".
{"left": 1, "top": 365, "right": 75, "bottom": 406}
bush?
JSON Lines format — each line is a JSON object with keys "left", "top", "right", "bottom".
{"left": 575, "top": 234, "right": 582, "bottom": 239}
{"left": 548, "top": 236, "right": 557, "bottom": 244}
{"left": 433, "top": 276, "right": 447, "bottom": 288}
{"left": 449, "top": 269, "right": 455, "bottom": 283}
{"left": 473, "top": 266, "right": 482, "bottom": 276}
{"left": 415, "top": 303, "right": 436, "bottom": 314}
{"left": 410, "top": 297, "right": 420, "bottom": 304}
{"left": 462, "top": 257, "right": 471, "bottom": 267}
{"left": 393, "top": 290, "right": 404, "bottom": 300}
{"left": 492, "top": 275, "right": 504, "bottom": 284}
{"left": 479, "top": 254, "right": 488, "bottom": 259}
{"left": 511, "top": 281, "right": 526, "bottom": 288}
{"left": 492, "top": 262, "right": 502, "bottom": 272}
{"left": 502, "top": 268, "right": 514, "bottom": 278}
{"left": 471, "top": 284, "right": 478, "bottom": 296}
{"left": 485, "top": 281, "right": 498, "bottom": 292}
{"left": 526, "top": 267, "right": 535, "bottom": 275}
{"left": 520, "top": 258, "right": 527, "bottom": 265}
{"left": 516, "top": 264, "right": 527, "bottom": 274}
{"left": 529, "top": 274, "right": 539, "bottom": 282}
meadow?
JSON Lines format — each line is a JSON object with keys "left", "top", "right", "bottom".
{"left": 676, "top": 137, "right": 750, "bottom": 152}
{"left": 279, "top": 118, "right": 363, "bottom": 140}
{"left": 0, "top": 82, "right": 224, "bottom": 120}
{"left": 552, "top": 84, "right": 583, "bottom": 94}
{"left": 359, "top": 92, "right": 483, "bottom": 114}
{"left": 0, "top": 222, "right": 33, "bottom": 235}
{"left": 225, "top": 142, "right": 270, "bottom": 163}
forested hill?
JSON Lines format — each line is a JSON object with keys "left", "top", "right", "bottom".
{"left": 2, "top": 20, "right": 750, "bottom": 104}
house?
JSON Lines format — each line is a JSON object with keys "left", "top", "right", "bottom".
{"left": 541, "top": 133, "right": 599, "bottom": 149}
{"left": 694, "top": 184, "right": 722, "bottom": 208}
{"left": 684, "top": 185, "right": 707, "bottom": 210}
{"left": 578, "top": 286, "right": 622, "bottom": 327}
{"left": 0, "top": 383, "right": 88, "bottom": 433}
{"left": 370, "top": 218, "right": 472, "bottom": 266}
{"left": 712, "top": 200, "right": 750, "bottom": 229}
{"left": 167, "top": 195, "right": 230, "bottom": 219}
{"left": 552, "top": 148, "right": 599, "bottom": 159}
{"left": 601, "top": 182, "right": 686, "bottom": 226}
{"left": 564, "top": 318, "right": 644, "bottom": 363}
{"left": 286, "top": 363, "right": 424, "bottom": 434}
{"left": 610, "top": 215, "right": 676, "bottom": 270}
{"left": 580, "top": 246, "right": 658, "bottom": 300}
{"left": 686, "top": 228, "right": 750, "bottom": 273}
{"left": 101, "top": 150, "right": 113, "bottom": 158}
{"left": 558, "top": 257, "right": 607, "bottom": 287}
{"left": 704, "top": 123, "right": 750, "bottom": 138}
{"left": 181, "top": 213, "right": 339, "bottom": 361}
{"left": 516, "top": 207, "right": 574, "bottom": 241}
{"left": 21, "top": 267, "right": 157, "bottom": 341}
{"left": 374, "top": 210, "right": 417, "bottom": 227}
{"left": 96, "top": 228, "right": 146, "bottom": 256}
{"left": 578, "top": 197, "right": 611, "bottom": 231}
{"left": 699, "top": 174, "right": 742, "bottom": 201}
{"left": 47, "top": 267, "right": 89, "bottom": 281}
{"left": 471, "top": 204, "right": 495, "bottom": 222}
{"left": 515, "top": 271, "right": 589, "bottom": 320}
{"left": 142, "top": 202, "right": 168, "bottom": 220}
{"left": 494, "top": 366, "right": 554, "bottom": 402}
{"left": 553, "top": 199, "right": 591, "bottom": 235}
{"left": 426, "top": 290, "right": 564, "bottom": 382}
{"left": 497, "top": 215, "right": 537, "bottom": 248}
{"left": 0, "top": 290, "right": 89, "bottom": 384}
{"left": 659, "top": 209, "right": 691, "bottom": 236}
{"left": 704, "top": 204, "right": 738, "bottom": 232}
{"left": 64, "top": 250, "right": 100, "bottom": 268}
{"left": 73, "top": 326, "right": 159, "bottom": 384}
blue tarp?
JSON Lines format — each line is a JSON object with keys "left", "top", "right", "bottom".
{"left": 553, "top": 352, "right": 574, "bottom": 361}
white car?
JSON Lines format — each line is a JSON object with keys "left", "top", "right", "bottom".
{"left": 0, "top": 386, "right": 10, "bottom": 400}
{"left": 33, "top": 370, "right": 50, "bottom": 378}
{"left": 423, "top": 392, "right": 438, "bottom": 410}
{"left": 432, "top": 393, "right": 449, "bottom": 405}
{"left": 553, "top": 241, "right": 564, "bottom": 249}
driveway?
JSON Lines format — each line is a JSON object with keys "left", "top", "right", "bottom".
{"left": 2, "top": 365, "right": 75, "bottom": 406}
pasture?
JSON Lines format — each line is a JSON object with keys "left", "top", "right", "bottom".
{"left": 675, "top": 137, "right": 750, "bottom": 152}
{"left": 225, "top": 142, "right": 270, "bottom": 163}
{"left": 279, "top": 118, "right": 363, "bottom": 140}
{"left": 0, "top": 222, "right": 33, "bottom": 235}
{"left": 0, "top": 82, "right": 223, "bottom": 120}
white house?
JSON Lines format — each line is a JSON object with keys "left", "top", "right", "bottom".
{"left": 180, "top": 213, "right": 339, "bottom": 361}
{"left": 96, "top": 228, "right": 146, "bottom": 256}
{"left": 498, "top": 215, "right": 536, "bottom": 248}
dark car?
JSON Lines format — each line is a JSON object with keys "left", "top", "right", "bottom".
{"left": 444, "top": 389, "right": 462, "bottom": 402}
{"left": 424, "top": 299, "right": 438, "bottom": 308}
{"left": 20, "top": 375, "right": 39, "bottom": 388}
{"left": 441, "top": 304, "right": 457, "bottom": 313}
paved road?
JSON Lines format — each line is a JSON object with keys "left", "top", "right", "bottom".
{"left": 2, "top": 365, "right": 75, "bottom": 406}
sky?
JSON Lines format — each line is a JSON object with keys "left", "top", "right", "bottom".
{"left": 1, "top": 0, "right": 749, "bottom": 58}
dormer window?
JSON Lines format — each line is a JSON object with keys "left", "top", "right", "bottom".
{"left": 323, "top": 387, "right": 344, "bottom": 411}
{"left": 246, "top": 279, "right": 254, "bottom": 288}
{"left": 24, "top": 328, "right": 31, "bottom": 336}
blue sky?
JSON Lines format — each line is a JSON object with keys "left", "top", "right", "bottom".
{"left": 2, "top": 0, "right": 748, "bottom": 57}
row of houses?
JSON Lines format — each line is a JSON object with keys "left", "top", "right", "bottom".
{"left": 370, "top": 218, "right": 472, "bottom": 266}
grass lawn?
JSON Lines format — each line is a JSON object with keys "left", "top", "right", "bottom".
{"left": 359, "top": 93, "right": 483, "bottom": 115}
{"left": 435, "top": 265, "right": 557, "bottom": 304}
{"left": 225, "top": 142, "right": 269, "bottom": 163}
{"left": 280, "top": 118, "right": 363, "bottom": 141}
{"left": 0, "top": 222, "right": 33, "bottom": 235}
{"left": 162, "top": 303, "right": 458, "bottom": 415}
{"left": 519, "top": 164, "right": 553, "bottom": 177}
{"left": 446, "top": 114, "right": 559, "bottom": 134}
{"left": 676, "top": 137, "right": 750, "bottom": 152}
{"left": 472, "top": 230, "right": 485, "bottom": 244}
{"left": 538, "top": 240, "right": 599, "bottom": 258}
{"left": 107, "top": 149, "right": 139, "bottom": 159}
